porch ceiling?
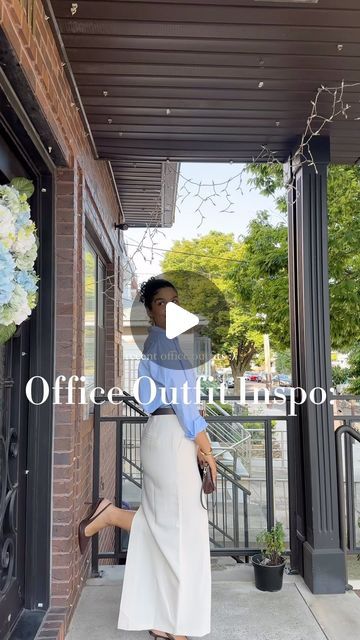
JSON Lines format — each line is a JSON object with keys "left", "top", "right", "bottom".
{"left": 51, "top": 0, "right": 360, "bottom": 220}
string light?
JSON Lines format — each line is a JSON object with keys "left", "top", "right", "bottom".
{"left": 125, "top": 242, "right": 243, "bottom": 263}
{"left": 118, "top": 80, "right": 360, "bottom": 288}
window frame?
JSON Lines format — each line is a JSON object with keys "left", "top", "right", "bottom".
{"left": 84, "top": 234, "right": 106, "bottom": 414}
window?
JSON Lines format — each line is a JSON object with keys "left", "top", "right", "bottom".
{"left": 84, "top": 237, "right": 106, "bottom": 413}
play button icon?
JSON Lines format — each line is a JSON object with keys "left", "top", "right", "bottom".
{"left": 128, "top": 269, "right": 230, "bottom": 371}
{"left": 165, "top": 302, "right": 199, "bottom": 339}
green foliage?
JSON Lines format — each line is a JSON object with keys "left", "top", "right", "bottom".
{"left": 228, "top": 209, "right": 289, "bottom": 351}
{"left": 327, "top": 166, "right": 360, "bottom": 350}
{"left": 200, "top": 377, "right": 219, "bottom": 391}
{"left": 346, "top": 343, "right": 360, "bottom": 394}
{"left": 247, "top": 163, "right": 286, "bottom": 213}
{"left": 256, "top": 521, "right": 286, "bottom": 565}
{"left": 200, "top": 376, "right": 234, "bottom": 421}
{"left": 207, "top": 401, "right": 233, "bottom": 415}
{"left": 164, "top": 162, "right": 360, "bottom": 382}
{"left": 246, "top": 163, "right": 360, "bottom": 353}
{"left": 161, "top": 231, "right": 264, "bottom": 388}
{"left": 0, "top": 323, "right": 17, "bottom": 345}
{"left": 10, "top": 177, "right": 34, "bottom": 199}
{"left": 274, "top": 349, "right": 292, "bottom": 374}
{"left": 246, "top": 419, "right": 277, "bottom": 444}
{"left": 248, "top": 422, "right": 265, "bottom": 443}
{"left": 331, "top": 365, "right": 350, "bottom": 387}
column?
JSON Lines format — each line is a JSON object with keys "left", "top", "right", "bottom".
{"left": 286, "top": 136, "right": 346, "bottom": 593}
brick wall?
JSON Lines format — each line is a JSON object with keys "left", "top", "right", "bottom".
{"left": 0, "top": 2, "right": 125, "bottom": 639}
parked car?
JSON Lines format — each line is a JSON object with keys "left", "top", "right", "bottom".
{"left": 272, "top": 373, "right": 292, "bottom": 387}
{"left": 256, "top": 371, "right": 267, "bottom": 383}
{"left": 227, "top": 376, "right": 234, "bottom": 388}
{"left": 244, "top": 371, "right": 263, "bottom": 382}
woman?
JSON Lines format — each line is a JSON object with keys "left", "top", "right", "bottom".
{"left": 78, "top": 277, "right": 217, "bottom": 640}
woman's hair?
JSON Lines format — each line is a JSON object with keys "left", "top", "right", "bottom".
{"left": 139, "top": 276, "right": 177, "bottom": 310}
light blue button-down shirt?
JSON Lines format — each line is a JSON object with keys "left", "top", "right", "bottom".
{"left": 136, "top": 325, "right": 208, "bottom": 440}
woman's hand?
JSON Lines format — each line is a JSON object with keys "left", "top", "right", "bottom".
{"left": 197, "top": 447, "right": 217, "bottom": 485}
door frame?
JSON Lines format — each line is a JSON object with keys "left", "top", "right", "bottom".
{"left": 0, "top": 66, "right": 58, "bottom": 635}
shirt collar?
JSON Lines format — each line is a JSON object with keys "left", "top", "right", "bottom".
{"left": 149, "top": 325, "right": 166, "bottom": 334}
{"left": 148, "top": 325, "right": 180, "bottom": 347}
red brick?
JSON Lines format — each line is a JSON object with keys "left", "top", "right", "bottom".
{"left": 3, "top": 1, "right": 123, "bottom": 634}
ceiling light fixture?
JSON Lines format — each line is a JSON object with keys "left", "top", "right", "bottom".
{"left": 114, "top": 223, "right": 129, "bottom": 231}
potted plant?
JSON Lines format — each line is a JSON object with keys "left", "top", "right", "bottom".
{"left": 252, "top": 521, "right": 286, "bottom": 592}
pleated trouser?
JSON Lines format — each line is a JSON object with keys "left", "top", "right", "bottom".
{"left": 117, "top": 414, "right": 211, "bottom": 637}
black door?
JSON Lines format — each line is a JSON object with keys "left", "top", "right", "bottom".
{"left": 0, "top": 138, "right": 33, "bottom": 638}
{"left": 0, "top": 50, "right": 57, "bottom": 638}
{"left": 0, "top": 319, "right": 30, "bottom": 637}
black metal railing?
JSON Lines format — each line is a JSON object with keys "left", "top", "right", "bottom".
{"left": 90, "top": 393, "right": 291, "bottom": 575}
{"left": 206, "top": 458, "right": 251, "bottom": 555}
{"left": 334, "top": 397, "right": 360, "bottom": 558}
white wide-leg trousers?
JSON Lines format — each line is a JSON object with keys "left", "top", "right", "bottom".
{"left": 117, "top": 414, "right": 211, "bottom": 637}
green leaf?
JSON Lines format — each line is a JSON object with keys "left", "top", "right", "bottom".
{"left": 256, "top": 521, "right": 286, "bottom": 565}
{"left": 0, "top": 323, "right": 17, "bottom": 345}
{"left": 10, "top": 177, "right": 35, "bottom": 199}
{"left": 247, "top": 163, "right": 360, "bottom": 352}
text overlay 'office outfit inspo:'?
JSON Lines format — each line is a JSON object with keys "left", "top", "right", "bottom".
{"left": 117, "top": 326, "right": 211, "bottom": 637}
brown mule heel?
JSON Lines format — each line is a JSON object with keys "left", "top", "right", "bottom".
{"left": 78, "top": 498, "right": 112, "bottom": 555}
{"left": 148, "top": 631, "right": 188, "bottom": 640}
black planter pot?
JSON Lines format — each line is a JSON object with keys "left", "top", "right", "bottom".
{"left": 252, "top": 554, "right": 286, "bottom": 592}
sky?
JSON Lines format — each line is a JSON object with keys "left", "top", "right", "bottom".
{"left": 124, "top": 162, "right": 284, "bottom": 282}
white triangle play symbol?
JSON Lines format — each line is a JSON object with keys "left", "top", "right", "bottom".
{"left": 166, "top": 302, "right": 199, "bottom": 339}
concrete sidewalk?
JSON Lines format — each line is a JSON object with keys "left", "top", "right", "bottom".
{"left": 66, "top": 559, "right": 360, "bottom": 640}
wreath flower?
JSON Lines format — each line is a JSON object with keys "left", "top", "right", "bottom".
{"left": 0, "top": 178, "right": 39, "bottom": 344}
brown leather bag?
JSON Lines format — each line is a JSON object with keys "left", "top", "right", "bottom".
{"left": 198, "top": 461, "right": 216, "bottom": 510}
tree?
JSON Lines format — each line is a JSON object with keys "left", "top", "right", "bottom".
{"left": 161, "top": 231, "right": 264, "bottom": 394}
{"left": 247, "top": 163, "right": 360, "bottom": 352}
{"left": 275, "top": 349, "right": 292, "bottom": 374}
{"left": 228, "top": 209, "right": 289, "bottom": 352}
{"left": 331, "top": 364, "right": 350, "bottom": 390}
{"left": 346, "top": 343, "right": 360, "bottom": 395}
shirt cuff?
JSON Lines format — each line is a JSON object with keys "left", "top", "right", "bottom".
{"left": 186, "top": 413, "right": 208, "bottom": 440}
